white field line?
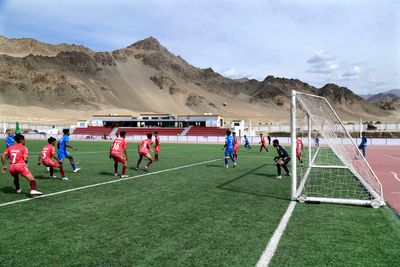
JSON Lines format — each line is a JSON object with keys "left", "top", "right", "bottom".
{"left": 256, "top": 201, "right": 297, "bottom": 267}
{"left": 0, "top": 158, "right": 221, "bottom": 208}
{"left": 391, "top": 172, "right": 400, "bottom": 182}
{"left": 386, "top": 155, "right": 400, "bottom": 161}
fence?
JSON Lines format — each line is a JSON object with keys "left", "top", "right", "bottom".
{"left": 253, "top": 123, "right": 400, "bottom": 133}
{"left": 2, "top": 133, "right": 399, "bottom": 146}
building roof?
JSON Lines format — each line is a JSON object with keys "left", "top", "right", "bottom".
{"left": 92, "top": 114, "right": 133, "bottom": 118}
{"left": 177, "top": 114, "right": 223, "bottom": 118}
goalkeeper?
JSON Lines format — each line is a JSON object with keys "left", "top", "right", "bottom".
{"left": 272, "top": 139, "right": 291, "bottom": 179}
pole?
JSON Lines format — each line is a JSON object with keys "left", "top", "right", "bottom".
{"left": 291, "top": 90, "right": 297, "bottom": 201}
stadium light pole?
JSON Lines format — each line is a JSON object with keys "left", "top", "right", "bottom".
{"left": 290, "top": 90, "right": 297, "bottom": 201}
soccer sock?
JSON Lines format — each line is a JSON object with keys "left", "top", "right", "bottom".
{"left": 114, "top": 163, "right": 118, "bottom": 173}
{"left": 60, "top": 166, "right": 65, "bottom": 177}
{"left": 13, "top": 177, "right": 20, "bottom": 190}
{"left": 29, "top": 180, "right": 37, "bottom": 190}
{"left": 50, "top": 167, "right": 54, "bottom": 176}
{"left": 277, "top": 165, "right": 282, "bottom": 175}
{"left": 122, "top": 166, "right": 127, "bottom": 175}
{"left": 283, "top": 165, "right": 289, "bottom": 174}
{"left": 230, "top": 155, "right": 235, "bottom": 163}
{"left": 71, "top": 162, "right": 76, "bottom": 170}
{"left": 224, "top": 157, "right": 228, "bottom": 165}
{"left": 146, "top": 159, "right": 153, "bottom": 167}
{"left": 155, "top": 154, "right": 159, "bottom": 161}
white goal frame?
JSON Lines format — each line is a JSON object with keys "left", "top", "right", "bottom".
{"left": 290, "top": 90, "right": 385, "bottom": 208}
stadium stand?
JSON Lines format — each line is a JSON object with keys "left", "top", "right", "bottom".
{"left": 186, "top": 126, "right": 229, "bottom": 136}
{"left": 72, "top": 126, "right": 113, "bottom": 136}
{"left": 116, "top": 127, "right": 184, "bottom": 136}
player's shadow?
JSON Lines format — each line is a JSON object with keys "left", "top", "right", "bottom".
{"left": 216, "top": 164, "right": 290, "bottom": 201}
{"left": 98, "top": 171, "right": 114, "bottom": 176}
{"left": 35, "top": 175, "right": 51, "bottom": 180}
{"left": 205, "top": 164, "right": 221, "bottom": 168}
{"left": 1, "top": 186, "right": 16, "bottom": 194}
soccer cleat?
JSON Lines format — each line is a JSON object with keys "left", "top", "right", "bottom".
{"left": 135, "top": 167, "right": 139, "bottom": 170}
{"left": 233, "top": 163, "right": 237, "bottom": 168}
{"left": 62, "top": 177, "right": 69, "bottom": 181}
{"left": 50, "top": 175, "right": 57, "bottom": 179}
{"left": 73, "top": 168, "right": 81, "bottom": 173}
{"left": 121, "top": 175, "right": 129, "bottom": 178}
{"left": 286, "top": 173, "right": 291, "bottom": 176}
{"left": 114, "top": 173, "right": 119, "bottom": 177}
{"left": 30, "top": 190, "right": 43, "bottom": 195}
{"left": 46, "top": 167, "right": 50, "bottom": 172}
{"left": 144, "top": 166, "right": 149, "bottom": 172}
{"left": 16, "top": 189, "right": 22, "bottom": 194}
{"left": 225, "top": 165, "right": 229, "bottom": 168}
{"left": 276, "top": 175, "right": 282, "bottom": 179}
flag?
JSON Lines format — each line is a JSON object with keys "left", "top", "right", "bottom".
{"left": 15, "top": 122, "right": 20, "bottom": 134}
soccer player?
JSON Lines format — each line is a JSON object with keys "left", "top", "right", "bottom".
{"left": 154, "top": 131, "right": 160, "bottom": 161}
{"left": 243, "top": 135, "right": 252, "bottom": 150}
{"left": 224, "top": 130, "right": 236, "bottom": 168}
{"left": 272, "top": 139, "right": 291, "bottom": 179}
{"left": 136, "top": 133, "right": 154, "bottom": 172}
{"left": 37, "top": 137, "right": 68, "bottom": 180}
{"left": 57, "top": 129, "right": 81, "bottom": 173}
{"left": 296, "top": 135, "right": 304, "bottom": 167}
{"left": 259, "top": 133, "right": 269, "bottom": 153}
{"left": 315, "top": 134, "right": 320, "bottom": 147}
{"left": 358, "top": 132, "right": 367, "bottom": 158}
{"left": 233, "top": 131, "right": 239, "bottom": 160}
{"left": 5, "top": 130, "right": 14, "bottom": 149}
{"left": 267, "top": 134, "right": 271, "bottom": 145}
{"left": 1, "top": 134, "right": 42, "bottom": 195}
{"left": 109, "top": 131, "right": 129, "bottom": 178}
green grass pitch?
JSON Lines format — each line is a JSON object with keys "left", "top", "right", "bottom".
{"left": 0, "top": 140, "right": 399, "bottom": 266}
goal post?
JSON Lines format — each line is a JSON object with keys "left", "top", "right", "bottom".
{"left": 290, "top": 90, "right": 384, "bottom": 208}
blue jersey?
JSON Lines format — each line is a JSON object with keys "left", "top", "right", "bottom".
{"left": 6, "top": 135, "right": 14, "bottom": 148}
{"left": 225, "top": 136, "right": 234, "bottom": 151}
{"left": 244, "top": 137, "right": 249, "bottom": 144}
{"left": 58, "top": 135, "right": 70, "bottom": 153}
{"left": 360, "top": 136, "right": 367, "bottom": 147}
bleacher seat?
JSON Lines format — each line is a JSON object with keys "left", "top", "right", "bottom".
{"left": 72, "top": 126, "right": 112, "bottom": 136}
{"left": 117, "top": 127, "right": 184, "bottom": 136}
{"left": 186, "top": 126, "right": 229, "bottom": 136}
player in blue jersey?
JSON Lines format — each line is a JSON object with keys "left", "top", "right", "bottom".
{"left": 358, "top": 132, "right": 367, "bottom": 158}
{"left": 5, "top": 130, "right": 14, "bottom": 149}
{"left": 224, "top": 130, "right": 236, "bottom": 168}
{"left": 273, "top": 139, "right": 291, "bottom": 179}
{"left": 243, "top": 135, "right": 252, "bottom": 150}
{"left": 57, "top": 129, "right": 81, "bottom": 173}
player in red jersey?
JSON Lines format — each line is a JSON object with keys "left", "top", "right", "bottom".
{"left": 109, "top": 131, "right": 129, "bottom": 178}
{"left": 233, "top": 131, "right": 239, "bottom": 160}
{"left": 154, "top": 131, "right": 160, "bottom": 161}
{"left": 259, "top": 133, "right": 269, "bottom": 153}
{"left": 37, "top": 137, "right": 68, "bottom": 180}
{"left": 1, "top": 134, "right": 42, "bottom": 195}
{"left": 296, "top": 135, "right": 304, "bottom": 167}
{"left": 136, "top": 133, "right": 154, "bottom": 172}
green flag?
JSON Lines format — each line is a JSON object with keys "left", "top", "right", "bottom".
{"left": 15, "top": 122, "right": 20, "bottom": 134}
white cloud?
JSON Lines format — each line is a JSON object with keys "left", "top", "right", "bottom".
{"left": 341, "top": 65, "right": 362, "bottom": 77}
{"left": 307, "top": 51, "right": 339, "bottom": 74}
{"left": 306, "top": 50, "right": 335, "bottom": 64}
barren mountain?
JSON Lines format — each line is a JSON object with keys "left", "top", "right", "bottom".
{"left": 367, "top": 93, "right": 400, "bottom": 111}
{"left": 0, "top": 35, "right": 394, "bottom": 123}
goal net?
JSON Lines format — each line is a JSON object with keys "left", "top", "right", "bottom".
{"left": 290, "top": 90, "right": 384, "bottom": 208}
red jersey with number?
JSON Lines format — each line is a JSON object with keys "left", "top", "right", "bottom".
{"left": 139, "top": 138, "right": 153, "bottom": 154}
{"left": 155, "top": 136, "right": 160, "bottom": 146}
{"left": 3, "top": 143, "right": 28, "bottom": 166}
{"left": 296, "top": 138, "right": 303, "bottom": 155}
{"left": 41, "top": 144, "right": 55, "bottom": 162}
{"left": 111, "top": 137, "right": 127, "bottom": 156}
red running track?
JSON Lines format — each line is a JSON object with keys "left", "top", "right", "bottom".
{"left": 367, "top": 146, "right": 400, "bottom": 215}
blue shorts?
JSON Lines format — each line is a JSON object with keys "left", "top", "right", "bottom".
{"left": 225, "top": 149, "right": 233, "bottom": 156}
{"left": 58, "top": 150, "right": 71, "bottom": 161}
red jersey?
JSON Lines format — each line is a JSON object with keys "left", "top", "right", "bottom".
{"left": 41, "top": 144, "right": 56, "bottom": 162}
{"left": 234, "top": 136, "right": 239, "bottom": 148}
{"left": 261, "top": 136, "right": 266, "bottom": 145}
{"left": 296, "top": 138, "right": 303, "bottom": 154}
{"left": 139, "top": 138, "right": 153, "bottom": 154}
{"left": 155, "top": 136, "right": 160, "bottom": 147}
{"left": 3, "top": 143, "right": 28, "bottom": 166}
{"left": 111, "top": 137, "right": 127, "bottom": 156}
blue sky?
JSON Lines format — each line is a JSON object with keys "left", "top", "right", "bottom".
{"left": 0, "top": 0, "right": 398, "bottom": 94}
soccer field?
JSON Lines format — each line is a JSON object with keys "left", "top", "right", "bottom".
{"left": 0, "top": 140, "right": 399, "bottom": 266}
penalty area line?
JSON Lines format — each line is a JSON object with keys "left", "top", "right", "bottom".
{"left": 0, "top": 158, "right": 221, "bottom": 208}
{"left": 256, "top": 201, "right": 297, "bottom": 267}
{"left": 391, "top": 171, "right": 400, "bottom": 182}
